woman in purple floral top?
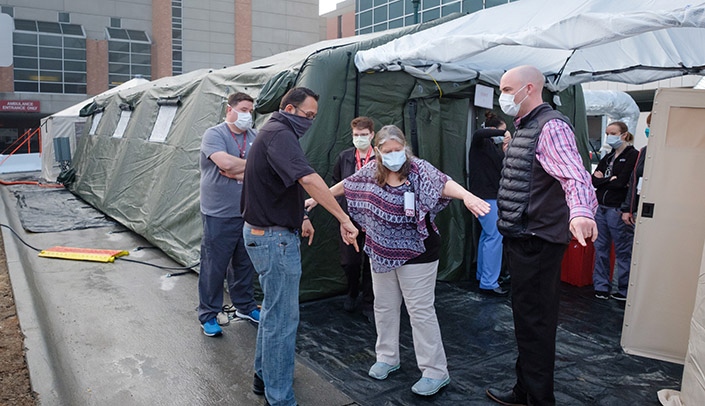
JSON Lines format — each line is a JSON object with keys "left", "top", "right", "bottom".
{"left": 310, "top": 125, "right": 489, "bottom": 396}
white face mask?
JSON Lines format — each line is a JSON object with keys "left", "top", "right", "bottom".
{"left": 499, "top": 84, "right": 528, "bottom": 116}
{"left": 380, "top": 149, "right": 407, "bottom": 172}
{"left": 233, "top": 111, "right": 253, "bottom": 130}
{"left": 352, "top": 135, "right": 372, "bottom": 150}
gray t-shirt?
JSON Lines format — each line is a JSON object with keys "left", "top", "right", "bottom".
{"left": 199, "top": 122, "right": 256, "bottom": 218}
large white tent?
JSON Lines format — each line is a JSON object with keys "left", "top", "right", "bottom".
{"left": 357, "top": 1, "right": 705, "bottom": 405}
{"left": 40, "top": 78, "right": 149, "bottom": 181}
{"left": 355, "top": 0, "right": 705, "bottom": 92}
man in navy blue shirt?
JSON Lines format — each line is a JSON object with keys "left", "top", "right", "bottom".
{"left": 241, "top": 87, "right": 358, "bottom": 406}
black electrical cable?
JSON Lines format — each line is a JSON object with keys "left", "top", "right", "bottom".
{"left": 0, "top": 223, "right": 42, "bottom": 252}
{"left": 0, "top": 222, "right": 197, "bottom": 277}
{"left": 115, "top": 256, "right": 198, "bottom": 277}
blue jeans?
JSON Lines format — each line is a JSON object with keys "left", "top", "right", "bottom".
{"left": 243, "top": 224, "right": 301, "bottom": 406}
{"left": 592, "top": 205, "right": 634, "bottom": 295}
{"left": 477, "top": 199, "right": 503, "bottom": 289}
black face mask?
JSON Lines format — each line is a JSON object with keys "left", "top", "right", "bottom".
{"left": 280, "top": 110, "right": 314, "bottom": 139}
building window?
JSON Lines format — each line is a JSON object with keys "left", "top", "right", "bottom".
{"left": 106, "top": 28, "right": 152, "bottom": 87}
{"left": 355, "top": 0, "right": 512, "bottom": 35}
{"left": 58, "top": 12, "right": 70, "bottom": 23}
{"left": 1, "top": 6, "right": 13, "bottom": 17}
{"left": 110, "top": 18, "right": 121, "bottom": 28}
{"left": 13, "top": 19, "right": 87, "bottom": 94}
{"left": 172, "top": 0, "right": 183, "bottom": 75}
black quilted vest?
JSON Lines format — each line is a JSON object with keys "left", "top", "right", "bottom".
{"left": 497, "top": 103, "right": 572, "bottom": 244}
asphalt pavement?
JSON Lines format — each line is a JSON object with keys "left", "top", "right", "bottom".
{"left": 0, "top": 181, "right": 354, "bottom": 406}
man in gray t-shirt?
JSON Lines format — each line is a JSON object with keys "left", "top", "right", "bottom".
{"left": 198, "top": 92, "right": 259, "bottom": 337}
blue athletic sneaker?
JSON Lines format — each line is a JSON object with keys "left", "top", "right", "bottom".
{"left": 201, "top": 317, "right": 223, "bottom": 336}
{"left": 236, "top": 309, "right": 260, "bottom": 324}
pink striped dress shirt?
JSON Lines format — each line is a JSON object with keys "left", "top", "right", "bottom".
{"left": 534, "top": 118, "right": 598, "bottom": 221}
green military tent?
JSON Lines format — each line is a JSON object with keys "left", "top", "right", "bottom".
{"left": 69, "top": 13, "right": 590, "bottom": 301}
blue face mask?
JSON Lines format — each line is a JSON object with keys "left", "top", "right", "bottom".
{"left": 280, "top": 110, "right": 314, "bottom": 139}
{"left": 380, "top": 149, "right": 407, "bottom": 172}
{"left": 606, "top": 134, "right": 623, "bottom": 149}
{"left": 645, "top": 127, "right": 650, "bottom": 138}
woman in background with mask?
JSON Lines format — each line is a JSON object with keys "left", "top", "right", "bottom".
{"left": 331, "top": 116, "right": 376, "bottom": 322}
{"left": 621, "top": 112, "right": 651, "bottom": 226}
{"left": 591, "top": 121, "right": 639, "bottom": 301}
{"left": 468, "top": 110, "right": 510, "bottom": 296}
{"left": 310, "top": 124, "right": 490, "bottom": 396}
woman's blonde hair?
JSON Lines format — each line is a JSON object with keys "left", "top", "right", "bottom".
{"left": 374, "top": 125, "right": 413, "bottom": 186}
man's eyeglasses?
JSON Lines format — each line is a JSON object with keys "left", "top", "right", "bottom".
{"left": 294, "top": 106, "right": 316, "bottom": 120}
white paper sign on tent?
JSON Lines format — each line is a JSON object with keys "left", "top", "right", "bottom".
{"left": 474, "top": 84, "right": 494, "bottom": 110}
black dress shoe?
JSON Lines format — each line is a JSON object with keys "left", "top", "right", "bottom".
{"left": 480, "top": 286, "right": 509, "bottom": 297}
{"left": 486, "top": 388, "right": 527, "bottom": 405}
{"left": 253, "top": 373, "right": 265, "bottom": 395}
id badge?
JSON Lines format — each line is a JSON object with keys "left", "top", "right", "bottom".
{"left": 404, "top": 191, "right": 415, "bottom": 217}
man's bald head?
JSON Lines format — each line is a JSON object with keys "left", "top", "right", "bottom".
{"left": 499, "top": 65, "right": 546, "bottom": 117}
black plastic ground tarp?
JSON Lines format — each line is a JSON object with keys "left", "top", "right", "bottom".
{"left": 297, "top": 280, "right": 682, "bottom": 405}
{"left": 11, "top": 185, "right": 117, "bottom": 232}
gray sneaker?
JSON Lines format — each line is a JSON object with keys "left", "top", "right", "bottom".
{"left": 216, "top": 312, "right": 230, "bottom": 326}
{"left": 368, "top": 361, "right": 400, "bottom": 380}
{"left": 411, "top": 376, "right": 450, "bottom": 396}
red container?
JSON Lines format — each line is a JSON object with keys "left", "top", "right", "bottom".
{"left": 560, "top": 239, "right": 615, "bottom": 287}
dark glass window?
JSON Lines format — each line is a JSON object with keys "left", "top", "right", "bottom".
{"left": 64, "top": 61, "right": 86, "bottom": 72}
{"left": 64, "top": 84, "right": 86, "bottom": 94}
{"left": 131, "top": 53, "right": 151, "bottom": 65}
{"left": 14, "top": 69, "right": 38, "bottom": 81}
{"left": 13, "top": 45, "right": 37, "bottom": 57}
{"left": 359, "top": 10, "right": 373, "bottom": 27}
{"left": 39, "top": 59, "right": 62, "bottom": 70}
{"left": 109, "top": 41, "right": 130, "bottom": 52}
{"left": 389, "top": 1, "right": 404, "bottom": 18}
{"left": 39, "top": 35, "right": 62, "bottom": 47}
{"left": 462, "top": 0, "right": 484, "bottom": 13}
{"left": 486, "top": 0, "right": 509, "bottom": 7}
{"left": 64, "top": 72, "right": 87, "bottom": 83}
{"left": 37, "top": 21, "right": 61, "bottom": 33}
{"left": 107, "top": 28, "right": 129, "bottom": 39}
{"left": 374, "top": 6, "right": 388, "bottom": 23}
{"left": 14, "top": 57, "right": 38, "bottom": 69}
{"left": 424, "top": 0, "right": 440, "bottom": 7}
{"left": 63, "top": 37, "right": 85, "bottom": 49}
{"left": 40, "top": 82, "right": 63, "bottom": 93}
{"left": 15, "top": 82, "right": 38, "bottom": 92}
{"left": 14, "top": 33, "right": 37, "bottom": 45}
{"left": 442, "top": 3, "right": 461, "bottom": 15}
{"left": 14, "top": 19, "right": 37, "bottom": 31}
{"left": 422, "top": 8, "right": 440, "bottom": 22}
{"left": 388, "top": 18, "right": 404, "bottom": 29}
{"left": 39, "top": 47, "right": 62, "bottom": 59}
{"left": 64, "top": 49, "right": 85, "bottom": 60}
{"left": 131, "top": 43, "right": 151, "bottom": 54}
{"left": 126, "top": 30, "right": 149, "bottom": 41}
{"left": 61, "top": 24, "right": 84, "bottom": 36}
{"left": 360, "top": 0, "right": 374, "bottom": 10}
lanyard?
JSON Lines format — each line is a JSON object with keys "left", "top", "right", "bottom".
{"left": 230, "top": 129, "right": 247, "bottom": 158}
{"left": 355, "top": 148, "right": 372, "bottom": 171}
